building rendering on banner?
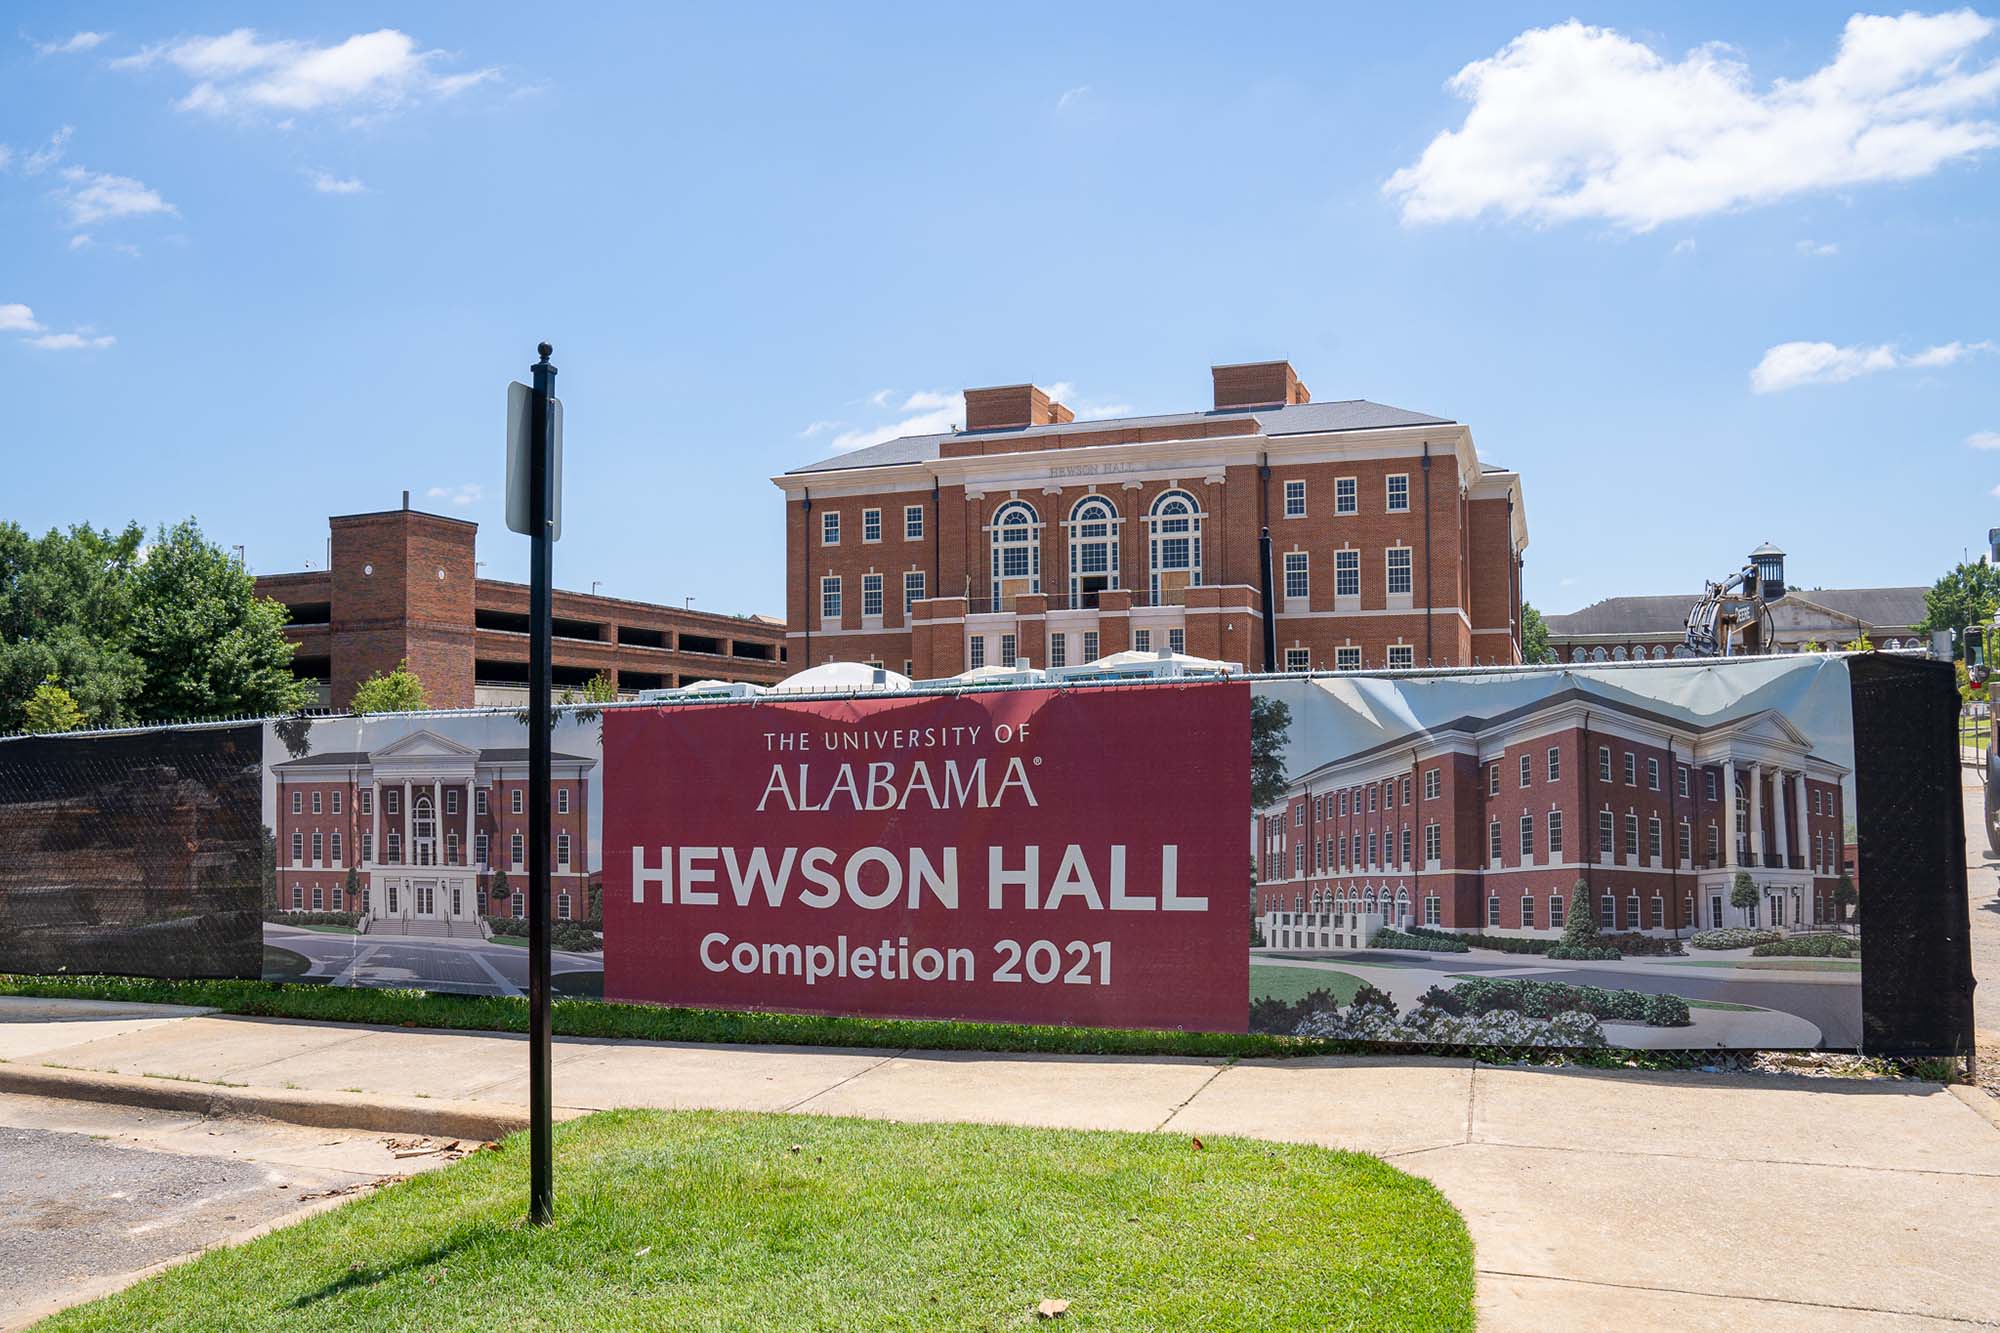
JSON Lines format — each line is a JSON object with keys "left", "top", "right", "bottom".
{"left": 1254, "top": 686, "right": 1850, "bottom": 950}
{"left": 253, "top": 498, "right": 787, "bottom": 711}
{"left": 270, "top": 730, "right": 594, "bottom": 929}
{"left": 773, "top": 360, "right": 1528, "bottom": 676}
{"left": 1544, "top": 543, "right": 1926, "bottom": 662}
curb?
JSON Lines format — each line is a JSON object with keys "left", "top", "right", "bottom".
{"left": 1949, "top": 1082, "right": 2000, "bottom": 1133}
{"left": 0, "top": 1062, "right": 537, "bottom": 1141}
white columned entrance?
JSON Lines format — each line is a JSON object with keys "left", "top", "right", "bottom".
{"left": 1722, "top": 760, "right": 1740, "bottom": 866}
{"left": 1748, "top": 762, "right": 1765, "bottom": 867}
{"left": 1773, "top": 768, "right": 1790, "bottom": 866}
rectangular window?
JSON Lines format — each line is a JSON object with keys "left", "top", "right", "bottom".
{"left": 1295, "top": 804, "right": 1306, "bottom": 828}
{"left": 1599, "top": 746, "right": 1612, "bottom": 782}
{"left": 1386, "top": 547, "right": 1412, "bottom": 595}
{"left": 1624, "top": 752, "right": 1637, "bottom": 786}
{"left": 1650, "top": 896, "right": 1665, "bottom": 929}
{"left": 386, "top": 788, "right": 400, "bottom": 815}
{"left": 1647, "top": 758, "right": 1660, "bottom": 790}
{"left": 1425, "top": 896, "right": 1441, "bottom": 927}
{"left": 1168, "top": 628, "right": 1186, "bottom": 654}
{"left": 1625, "top": 813, "right": 1640, "bottom": 857}
{"left": 969, "top": 635, "right": 987, "bottom": 669}
{"left": 821, "top": 510, "right": 840, "bottom": 545}
{"left": 1387, "top": 644, "right": 1413, "bottom": 668}
{"left": 1335, "top": 477, "right": 1357, "bottom": 514}
{"left": 362, "top": 832, "right": 373, "bottom": 863}
{"left": 291, "top": 791, "right": 302, "bottom": 815}
{"left": 1134, "top": 629, "right": 1151, "bottom": 653}
{"left": 1519, "top": 813, "right": 1534, "bottom": 858}
{"left": 1678, "top": 820, "right": 1692, "bottom": 864}
{"left": 1400, "top": 827, "right": 1411, "bottom": 865}
{"left": 1813, "top": 789, "right": 1823, "bottom": 816}
{"left": 905, "top": 505, "right": 924, "bottom": 540}
{"left": 1425, "top": 823, "right": 1441, "bottom": 862}
{"left": 1599, "top": 809, "right": 1614, "bottom": 855}
{"left": 1050, "top": 633, "right": 1068, "bottom": 668}
{"left": 1294, "top": 845, "right": 1304, "bottom": 875}
{"left": 1283, "top": 479, "right": 1306, "bottom": 517}
{"left": 446, "top": 831, "right": 458, "bottom": 864}
{"left": 904, "top": 571, "right": 925, "bottom": 616}
{"left": 1488, "top": 763, "right": 1500, "bottom": 796}
{"left": 862, "top": 508, "right": 881, "bottom": 542}
{"left": 1547, "top": 746, "right": 1561, "bottom": 782}
{"left": 1548, "top": 810, "right": 1564, "bottom": 856}
{"left": 1283, "top": 551, "right": 1309, "bottom": 599}
{"left": 1284, "top": 647, "right": 1310, "bottom": 671}
{"left": 1550, "top": 893, "right": 1566, "bottom": 928}
{"left": 512, "top": 789, "right": 524, "bottom": 815}
{"left": 1368, "top": 786, "right": 1377, "bottom": 813}
{"left": 360, "top": 789, "right": 372, "bottom": 815}
{"left": 307, "top": 834, "right": 322, "bottom": 866}
{"left": 311, "top": 791, "right": 321, "bottom": 815}
{"left": 312, "top": 885, "right": 324, "bottom": 911}
{"left": 1334, "top": 551, "right": 1361, "bottom": 597}
{"left": 999, "top": 633, "right": 1017, "bottom": 666}
{"left": 1488, "top": 896, "right": 1502, "bottom": 927}
{"left": 1339, "top": 791, "right": 1349, "bottom": 816}
{"left": 477, "top": 788, "right": 490, "bottom": 816}
{"left": 1424, "top": 769, "right": 1440, "bottom": 800}
{"left": 331, "top": 830, "right": 342, "bottom": 863}
{"left": 1648, "top": 816, "right": 1662, "bottom": 860}
{"left": 290, "top": 831, "right": 303, "bottom": 864}
{"left": 1627, "top": 894, "right": 1642, "bottom": 929}
{"left": 475, "top": 833, "right": 487, "bottom": 865}
{"left": 1520, "top": 754, "right": 1533, "bottom": 788}
{"left": 1707, "top": 824, "right": 1720, "bottom": 863}
{"left": 1522, "top": 896, "right": 1537, "bottom": 929}
{"left": 1678, "top": 765, "right": 1690, "bottom": 799}
{"left": 1082, "top": 631, "right": 1099, "bottom": 660}
{"left": 820, "top": 576, "right": 841, "bottom": 620}
{"left": 862, "top": 573, "right": 884, "bottom": 618}
{"left": 331, "top": 790, "right": 342, "bottom": 815}
{"left": 1706, "top": 770, "right": 1718, "bottom": 801}
{"left": 511, "top": 832, "right": 524, "bottom": 867}
{"left": 557, "top": 788, "right": 570, "bottom": 815}
{"left": 388, "top": 832, "right": 402, "bottom": 862}
{"left": 1368, "top": 830, "right": 1379, "bottom": 864}
{"left": 1386, "top": 474, "right": 1409, "bottom": 512}
{"left": 1335, "top": 646, "right": 1360, "bottom": 669}
{"left": 557, "top": 832, "right": 571, "bottom": 868}
{"left": 1489, "top": 821, "right": 1502, "bottom": 863}
{"left": 1601, "top": 894, "right": 1617, "bottom": 929}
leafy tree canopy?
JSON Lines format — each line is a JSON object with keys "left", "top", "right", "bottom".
{"left": 1915, "top": 560, "right": 2000, "bottom": 659}
{"left": 23, "top": 680, "right": 86, "bottom": 733}
{"left": 1520, "top": 602, "right": 1556, "bottom": 665}
{"left": 351, "top": 660, "right": 430, "bottom": 714}
{"left": 1250, "top": 695, "right": 1291, "bottom": 810}
{"left": 0, "top": 520, "right": 147, "bottom": 729}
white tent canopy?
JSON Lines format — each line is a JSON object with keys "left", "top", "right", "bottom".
{"left": 774, "top": 661, "right": 915, "bottom": 693}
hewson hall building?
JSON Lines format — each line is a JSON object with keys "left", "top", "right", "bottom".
{"left": 1254, "top": 684, "right": 1850, "bottom": 951}
{"left": 773, "top": 360, "right": 1529, "bottom": 676}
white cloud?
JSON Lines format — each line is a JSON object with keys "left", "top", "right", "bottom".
{"left": 56, "top": 166, "right": 177, "bottom": 227}
{"left": 866, "top": 388, "right": 894, "bottom": 408}
{"left": 1967, "top": 430, "right": 2000, "bottom": 449}
{"left": 1672, "top": 238, "right": 1697, "bottom": 255}
{"left": 24, "top": 331, "right": 115, "bottom": 350}
{"left": 33, "top": 31, "right": 108, "bottom": 56}
{"left": 0, "top": 304, "right": 43, "bottom": 332}
{"left": 426, "top": 483, "right": 483, "bottom": 507}
{"left": 0, "top": 145, "right": 10, "bottom": 171}
{"left": 1797, "top": 239, "right": 1840, "bottom": 256}
{"left": 68, "top": 233, "right": 92, "bottom": 250}
{"left": 1750, "top": 338, "right": 1994, "bottom": 392}
{"left": 1057, "top": 84, "right": 1090, "bottom": 111}
{"left": 1386, "top": 11, "right": 2000, "bottom": 231}
{"left": 815, "top": 380, "right": 1135, "bottom": 452}
{"left": 23, "top": 126, "right": 72, "bottom": 174}
{"left": 797, "top": 420, "right": 844, "bottom": 438}
{"left": 307, "top": 170, "right": 366, "bottom": 195}
{"left": 116, "top": 27, "right": 498, "bottom": 119}
{"left": 1043, "top": 381, "right": 1133, "bottom": 420}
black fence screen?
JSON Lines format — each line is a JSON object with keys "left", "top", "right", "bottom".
{"left": 0, "top": 723, "right": 265, "bottom": 980}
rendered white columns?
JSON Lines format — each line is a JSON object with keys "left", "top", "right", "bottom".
{"left": 370, "top": 784, "right": 381, "bottom": 867}
{"left": 432, "top": 777, "right": 442, "bottom": 868}
{"left": 1723, "top": 761, "right": 1740, "bottom": 866}
{"left": 1773, "top": 768, "right": 1791, "bottom": 864}
{"left": 1793, "top": 772, "right": 1809, "bottom": 869}
{"left": 403, "top": 780, "right": 412, "bottom": 866}
{"left": 466, "top": 781, "right": 475, "bottom": 867}
{"left": 1748, "top": 763, "right": 1765, "bottom": 865}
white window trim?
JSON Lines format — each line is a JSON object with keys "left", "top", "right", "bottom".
{"left": 1386, "top": 473, "right": 1411, "bottom": 513}
{"left": 1282, "top": 550, "right": 1310, "bottom": 605}
{"left": 1282, "top": 478, "right": 1307, "bottom": 519}
{"left": 1334, "top": 476, "right": 1358, "bottom": 516}
{"left": 904, "top": 504, "right": 925, "bottom": 541}
{"left": 861, "top": 508, "right": 882, "bottom": 543}
{"left": 821, "top": 510, "right": 840, "bottom": 546}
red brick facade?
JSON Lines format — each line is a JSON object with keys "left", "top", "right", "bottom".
{"left": 1254, "top": 687, "right": 1849, "bottom": 947}
{"left": 776, "top": 361, "right": 1527, "bottom": 676}
{"left": 255, "top": 504, "right": 785, "bottom": 709}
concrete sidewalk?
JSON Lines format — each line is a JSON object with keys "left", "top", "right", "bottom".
{"left": 3, "top": 996, "right": 1998, "bottom": 1330}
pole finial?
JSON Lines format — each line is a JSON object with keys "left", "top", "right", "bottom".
{"left": 537, "top": 341, "right": 553, "bottom": 362}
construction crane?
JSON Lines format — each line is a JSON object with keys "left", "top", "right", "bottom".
{"left": 1683, "top": 562, "right": 1774, "bottom": 657}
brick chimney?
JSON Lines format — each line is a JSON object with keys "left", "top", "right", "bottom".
{"left": 1212, "top": 360, "right": 1310, "bottom": 410}
{"left": 963, "top": 383, "right": 1072, "bottom": 431}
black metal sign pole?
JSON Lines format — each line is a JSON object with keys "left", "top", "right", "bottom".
{"left": 527, "top": 341, "right": 556, "bottom": 1226}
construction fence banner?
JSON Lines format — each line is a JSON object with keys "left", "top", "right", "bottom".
{"left": 0, "top": 654, "right": 1974, "bottom": 1056}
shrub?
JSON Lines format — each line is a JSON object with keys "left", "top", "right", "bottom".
{"left": 1643, "top": 992, "right": 1692, "bottom": 1026}
{"left": 1248, "top": 987, "right": 1346, "bottom": 1036}
{"left": 1296, "top": 1003, "right": 1608, "bottom": 1048}
{"left": 1403, "top": 925, "right": 1550, "bottom": 955}
{"left": 1599, "top": 931, "right": 1684, "bottom": 957}
{"left": 1750, "top": 934, "right": 1860, "bottom": 959}
{"left": 1690, "top": 928, "right": 1781, "bottom": 950}
{"left": 265, "top": 910, "right": 361, "bottom": 928}
{"left": 1416, "top": 984, "right": 1466, "bottom": 1016}
{"left": 1349, "top": 983, "right": 1400, "bottom": 1017}
{"left": 1372, "top": 927, "right": 1470, "bottom": 953}
{"left": 1546, "top": 944, "right": 1621, "bottom": 961}
{"left": 1438, "top": 977, "right": 1689, "bottom": 1027}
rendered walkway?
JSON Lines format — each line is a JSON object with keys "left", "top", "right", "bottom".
{"left": 2, "top": 995, "right": 1997, "bottom": 1330}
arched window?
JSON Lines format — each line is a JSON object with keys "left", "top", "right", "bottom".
{"left": 1571, "top": 647, "right": 1587, "bottom": 662}
{"left": 1066, "top": 496, "right": 1120, "bottom": 605}
{"left": 1611, "top": 646, "right": 1628, "bottom": 661}
{"left": 1396, "top": 887, "right": 1410, "bottom": 924}
{"left": 1651, "top": 646, "right": 1668, "bottom": 660}
{"left": 1591, "top": 646, "right": 1609, "bottom": 662}
{"left": 1145, "top": 490, "right": 1203, "bottom": 604}
{"left": 988, "top": 501, "right": 1041, "bottom": 608}
{"left": 413, "top": 796, "right": 435, "bottom": 866}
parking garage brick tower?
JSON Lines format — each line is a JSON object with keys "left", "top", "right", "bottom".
{"left": 327, "top": 502, "right": 480, "bottom": 709}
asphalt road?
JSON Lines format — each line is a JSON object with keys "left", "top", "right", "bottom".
{"left": 0, "top": 1093, "right": 455, "bottom": 1330}
{"left": 264, "top": 925, "right": 601, "bottom": 997}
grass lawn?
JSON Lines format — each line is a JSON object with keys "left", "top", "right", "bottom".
{"left": 37, "top": 1109, "right": 1475, "bottom": 1332}
{"left": 1684, "top": 998, "right": 1763, "bottom": 1012}
{"left": 298, "top": 924, "right": 360, "bottom": 936}
{"left": 260, "top": 945, "right": 313, "bottom": 980}
{"left": 1674, "top": 959, "right": 1863, "bottom": 974}
{"left": 1250, "top": 963, "right": 1368, "bottom": 1007}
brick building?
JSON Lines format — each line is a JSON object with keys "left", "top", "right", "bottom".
{"left": 1254, "top": 684, "right": 1850, "bottom": 949}
{"left": 1545, "top": 543, "right": 1926, "bottom": 662}
{"left": 773, "top": 360, "right": 1528, "bottom": 676}
{"left": 254, "top": 500, "right": 786, "bottom": 710}
{"left": 271, "top": 728, "right": 594, "bottom": 927}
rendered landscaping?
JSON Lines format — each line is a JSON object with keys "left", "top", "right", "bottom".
{"left": 31, "top": 1108, "right": 1476, "bottom": 1332}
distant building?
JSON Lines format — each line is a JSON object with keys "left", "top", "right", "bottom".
{"left": 254, "top": 500, "right": 786, "bottom": 710}
{"left": 773, "top": 359, "right": 1529, "bottom": 677}
{"left": 1544, "top": 543, "right": 1925, "bottom": 662}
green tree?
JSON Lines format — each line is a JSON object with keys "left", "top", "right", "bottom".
{"left": 1915, "top": 560, "right": 2000, "bottom": 659}
{"left": 1520, "top": 602, "right": 1557, "bottom": 665}
{"left": 127, "top": 519, "right": 312, "bottom": 721}
{"left": 350, "top": 660, "right": 430, "bottom": 714}
{"left": 1832, "top": 872, "right": 1857, "bottom": 925}
{"left": 0, "top": 520, "right": 147, "bottom": 729}
{"left": 1800, "top": 638, "right": 1823, "bottom": 653}
{"left": 344, "top": 865, "right": 362, "bottom": 911}
{"left": 490, "top": 867, "right": 511, "bottom": 914}
{"left": 1562, "top": 879, "right": 1599, "bottom": 946}
{"left": 1841, "top": 633, "right": 1873, "bottom": 652}
{"left": 1730, "top": 870, "right": 1760, "bottom": 927}
{"left": 22, "top": 679, "right": 85, "bottom": 733}
{"left": 1249, "top": 695, "right": 1292, "bottom": 810}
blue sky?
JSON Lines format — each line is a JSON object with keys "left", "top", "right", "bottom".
{"left": 4, "top": 4, "right": 1997, "bottom": 618}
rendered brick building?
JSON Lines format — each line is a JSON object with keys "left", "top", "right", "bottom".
{"left": 254, "top": 499, "right": 786, "bottom": 710}
{"left": 1254, "top": 684, "right": 1850, "bottom": 949}
{"left": 773, "top": 361, "right": 1528, "bottom": 676}
{"left": 271, "top": 728, "right": 593, "bottom": 927}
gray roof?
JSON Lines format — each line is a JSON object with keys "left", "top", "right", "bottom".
{"left": 273, "top": 748, "right": 594, "bottom": 768}
{"left": 1546, "top": 587, "right": 1927, "bottom": 638}
{"left": 785, "top": 398, "right": 1455, "bottom": 475}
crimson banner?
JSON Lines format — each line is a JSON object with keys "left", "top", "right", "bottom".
{"left": 602, "top": 683, "right": 1249, "bottom": 1031}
